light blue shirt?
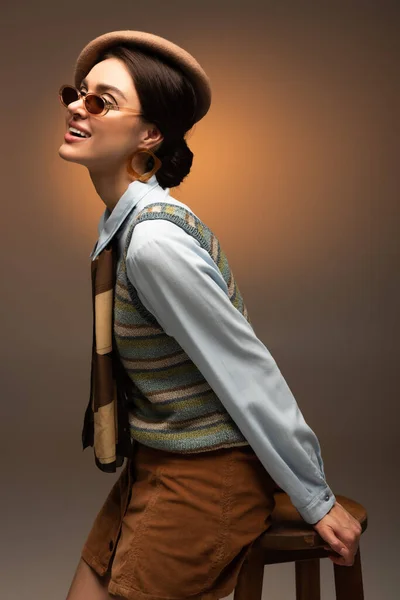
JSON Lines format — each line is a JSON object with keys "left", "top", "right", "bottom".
{"left": 90, "top": 175, "right": 336, "bottom": 524}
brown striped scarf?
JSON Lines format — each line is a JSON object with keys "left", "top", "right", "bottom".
{"left": 81, "top": 238, "right": 134, "bottom": 472}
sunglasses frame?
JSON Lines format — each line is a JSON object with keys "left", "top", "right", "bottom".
{"left": 59, "top": 84, "right": 143, "bottom": 117}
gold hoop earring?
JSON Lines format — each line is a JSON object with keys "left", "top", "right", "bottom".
{"left": 126, "top": 149, "right": 162, "bottom": 182}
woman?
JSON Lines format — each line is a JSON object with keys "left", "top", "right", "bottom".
{"left": 59, "top": 30, "right": 360, "bottom": 600}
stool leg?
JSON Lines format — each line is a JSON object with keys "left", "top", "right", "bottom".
{"left": 233, "top": 553, "right": 264, "bottom": 600}
{"left": 333, "top": 546, "right": 364, "bottom": 600}
{"left": 295, "top": 558, "right": 321, "bottom": 600}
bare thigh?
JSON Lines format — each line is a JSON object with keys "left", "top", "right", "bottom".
{"left": 66, "top": 557, "right": 125, "bottom": 600}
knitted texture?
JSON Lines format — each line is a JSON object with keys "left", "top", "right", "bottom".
{"left": 114, "top": 202, "right": 252, "bottom": 453}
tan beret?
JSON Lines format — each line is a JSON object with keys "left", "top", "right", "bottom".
{"left": 73, "top": 30, "right": 212, "bottom": 124}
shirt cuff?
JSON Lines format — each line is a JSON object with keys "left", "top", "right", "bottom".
{"left": 295, "top": 486, "right": 337, "bottom": 524}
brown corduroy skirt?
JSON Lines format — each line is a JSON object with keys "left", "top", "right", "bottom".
{"left": 81, "top": 441, "right": 278, "bottom": 600}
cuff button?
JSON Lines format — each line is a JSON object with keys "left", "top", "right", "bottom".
{"left": 324, "top": 494, "right": 330, "bottom": 501}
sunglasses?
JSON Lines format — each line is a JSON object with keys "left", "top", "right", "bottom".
{"left": 59, "top": 85, "right": 143, "bottom": 118}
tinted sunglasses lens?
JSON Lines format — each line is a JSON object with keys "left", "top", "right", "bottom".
{"left": 61, "top": 86, "right": 79, "bottom": 106}
{"left": 85, "top": 94, "right": 105, "bottom": 114}
{"left": 61, "top": 87, "right": 105, "bottom": 114}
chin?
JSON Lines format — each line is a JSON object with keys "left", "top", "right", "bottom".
{"left": 58, "top": 144, "right": 85, "bottom": 164}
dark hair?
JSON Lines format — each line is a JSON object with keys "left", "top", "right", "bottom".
{"left": 94, "top": 44, "right": 197, "bottom": 189}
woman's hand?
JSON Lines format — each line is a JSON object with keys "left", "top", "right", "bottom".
{"left": 312, "top": 501, "right": 362, "bottom": 566}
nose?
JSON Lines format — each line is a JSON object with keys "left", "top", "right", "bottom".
{"left": 68, "top": 94, "right": 86, "bottom": 113}
{"left": 66, "top": 94, "right": 89, "bottom": 123}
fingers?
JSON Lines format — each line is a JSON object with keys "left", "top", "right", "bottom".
{"left": 333, "top": 519, "right": 362, "bottom": 566}
{"left": 320, "top": 522, "right": 359, "bottom": 566}
{"left": 324, "top": 542, "right": 352, "bottom": 565}
{"left": 325, "top": 552, "right": 352, "bottom": 566}
{"left": 313, "top": 501, "right": 362, "bottom": 567}
{"left": 322, "top": 543, "right": 358, "bottom": 567}
{"left": 319, "top": 529, "right": 347, "bottom": 557}
{"left": 323, "top": 506, "right": 362, "bottom": 566}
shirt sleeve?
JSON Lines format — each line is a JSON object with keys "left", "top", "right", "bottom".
{"left": 126, "top": 219, "right": 336, "bottom": 524}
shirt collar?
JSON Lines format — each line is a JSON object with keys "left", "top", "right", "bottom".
{"left": 90, "top": 174, "right": 163, "bottom": 260}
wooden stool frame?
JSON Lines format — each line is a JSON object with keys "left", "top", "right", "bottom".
{"left": 234, "top": 493, "right": 368, "bottom": 600}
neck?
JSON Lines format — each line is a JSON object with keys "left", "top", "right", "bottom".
{"left": 88, "top": 151, "right": 150, "bottom": 212}
{"left": 88, "top": 166, "right": 135, "bottom": 213}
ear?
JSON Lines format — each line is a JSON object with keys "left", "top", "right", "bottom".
{"left": 142, "top": 124, "right": 164, "bottom": 152}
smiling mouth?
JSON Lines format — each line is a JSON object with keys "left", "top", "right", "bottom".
{"left": 65, "top": 130, "right": 92, "bottom": 142}
{"left": 70, "top": 132, "right": 91, "bottom": 138}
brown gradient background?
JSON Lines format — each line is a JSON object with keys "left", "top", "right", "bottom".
{"left": 1, "top": 1, "right": 398, "bottom": 598}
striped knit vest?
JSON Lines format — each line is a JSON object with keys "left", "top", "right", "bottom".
{"left": 114, "top": 202, "right": 252, "bottom": 453}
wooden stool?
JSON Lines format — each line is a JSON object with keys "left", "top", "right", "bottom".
{"left": 234, "top": 491, "right": 368, "bottom": 600}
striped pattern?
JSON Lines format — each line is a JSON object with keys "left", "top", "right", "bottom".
{"left": 114, "top": 202, "right": 253, "bottom": 453}
{"left": 82, "top": 239, "right": 133, "bottom": 472}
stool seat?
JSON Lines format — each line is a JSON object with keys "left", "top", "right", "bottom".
{"left": 234, "top": 492, "right": 368, "bottom": 600}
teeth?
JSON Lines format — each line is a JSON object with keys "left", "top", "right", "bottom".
{"left": 69, "top": 126, "right": 90, "bottom": 138}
